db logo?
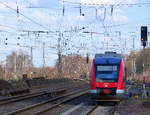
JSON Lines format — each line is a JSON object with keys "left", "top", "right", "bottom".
{"left": 104, "top": 83, "right": 109, "bottom": 87}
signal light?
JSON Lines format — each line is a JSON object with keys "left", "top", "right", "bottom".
{"left": 141, "top": 26, "right": 148, "bottom": 48}
{"left": 141, "top": 26, "right": 147, "bottom": 41}
{"left": 141, "top": 38, "right": 144, "bottom": 41}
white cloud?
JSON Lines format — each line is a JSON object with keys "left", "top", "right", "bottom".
{"left": 27, "top": 0, "right": 39, "bottom": 5}
{"left": 0, "top": 4, "right": 6, "bottom": 10}
{"left": 125, "top": 0, "right": 138, "bottom": 4}
{"left": 112, "top": 15, "right": 128, "bottom": 22}
{"left": 28, "top": 10, "right": 86, "bottom": 29}
{"left": 0, "top": 25, "right": 12, "bottom": 31}
{"left": 0, "top": 2, "right": 27, "bottom": 12}
{"left": 29, "top": 11, "right": 60, "bottom": 27}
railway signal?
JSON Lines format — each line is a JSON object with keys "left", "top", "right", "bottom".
{"left": 141, "top": 26, "right": 148, "bottom": 48}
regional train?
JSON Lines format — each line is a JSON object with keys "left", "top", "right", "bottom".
{"left": 90, "top": 52, "right": 126, "bottom": 98}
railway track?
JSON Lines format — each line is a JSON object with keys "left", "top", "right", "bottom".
{"left": 85, "top": 105, "right": 99, "bottom": 115}
{"left": 85, "top": 98, "right": 121, "bottom": 115}
{"left": 4, "top": 89, "right": 88, "bottom": 115}
{"left": 85, "top": 104, "right": 118, "bottom": 115}
{"left": 0, "top": 88, "right": 66, "bottom": 106}
{"left": 0, "top": 83, "right": 87, "bottom": 106}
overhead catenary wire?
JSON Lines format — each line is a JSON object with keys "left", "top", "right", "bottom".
{"left": 93, "top": 0, "right": 110, "bottom": 37}
{"left": 61, "top": 0, "right": 150, "bottom": 7}
{"left": 0, "top": 40, "right": 58, "bottom": 50}
{"left": 0, "top": 1, "right": 50, "bottom": 31}
{"left": 0, "top": 24, "right": 18, "bottom": 30}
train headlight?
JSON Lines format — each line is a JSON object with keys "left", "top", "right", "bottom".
{"left": 96, "top": 78, "right": 103, "bottom": 82}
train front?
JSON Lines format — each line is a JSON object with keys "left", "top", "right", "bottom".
{"left": 90, "top": 54, "right": 125, "bottom": 99}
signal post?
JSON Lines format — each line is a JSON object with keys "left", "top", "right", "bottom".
{"left": 141, "top": 26, "right": 148, "bottom": 99}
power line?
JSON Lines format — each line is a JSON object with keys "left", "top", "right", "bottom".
{"left": 0, "top": 1, "right": 50, "bottom": 30}
{"left": 0, "top": 24, "right": 17, "bottom": 30}
{"left": 93, "top": 0, "right": 110, "bottom": 36}
{"left": 61, "top": 0, "right": 150, "bottom": 7}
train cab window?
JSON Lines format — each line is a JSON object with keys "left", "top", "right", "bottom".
{"left": 96, "top": 65, "right": 118, "bottom": 72}
{"left": 95, "top": 65, "right": 119, "bottom": 81}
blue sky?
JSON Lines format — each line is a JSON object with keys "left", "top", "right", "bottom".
{"left": 0, "top": 0, "right": 150, "bottom": 67}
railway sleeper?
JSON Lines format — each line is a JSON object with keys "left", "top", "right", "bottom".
{"left": 46, "top": 89, "right": 67, "bottom": 97}
{"left": 0, "top": 88, "right": 30, "bottom": 96}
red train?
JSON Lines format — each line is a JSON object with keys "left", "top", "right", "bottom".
{"left": 90, "top": 52, "right": 126, "bottom": 98}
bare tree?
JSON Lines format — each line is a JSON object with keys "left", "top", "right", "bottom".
{"left": 55, "top": 54, "right": 89, "bottom": 79}
{"left": 0, "top": 65, "right": 5, "bottom": 79}
{"left": 5, "top": 51, "right": 32, "bottom": 79}
{"left": 136, "top": 48, "right": 150, "bottom": 73}
{"left": 125, "top": 48, "right": 150, "bottom": 82}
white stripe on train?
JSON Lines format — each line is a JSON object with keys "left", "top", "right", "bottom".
{"left": 116, "top": 89, "right": 125, "bottom": 94}
{"left": 90, "top": 89, "right": 125, "bottom": 94}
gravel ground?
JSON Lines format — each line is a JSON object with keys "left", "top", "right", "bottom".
{"left": 90, "top": 106, "right": 114, "bottom": 115}
{"left": 114, "top": 82, "right": 150, "bottom": 115}
{"left": 30, "top": 80, "right": 88, "bottom": 93}
{"left": 43, "top": 94, "right": 95, "bottom": 115}
{"left": 115, "top": 98, "right": 150, "bottom": 115}
{"left": 43, "top": 95, "right": 118, "bottom": 115}
{"left": 0, "top": 80, "right": 88, "bottom": 114}
{"left": 0, "top": 94, "right": 52, "bottom": 114}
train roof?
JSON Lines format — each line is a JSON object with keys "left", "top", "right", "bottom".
{"left": 95, "top": 52, "right": 122, "bottom": 58}
{"left": 94, "top": 52, "right": 122, "bottom": 64}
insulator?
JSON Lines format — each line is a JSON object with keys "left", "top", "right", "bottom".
{"left": 17, "top": 6, "right": 19, "bottom": 17}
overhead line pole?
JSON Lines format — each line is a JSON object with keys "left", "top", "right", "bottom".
{"left": 30, "top": 46, "right": 33, "bottom": 67}
{"left": 58, "top": 32, "right": 62, "bottom": 78}
{"left": 43, "top": 42, "right": 46, "bottom": 68}
{"left": 42, "top": 42, "right": 46, "bottom": 77}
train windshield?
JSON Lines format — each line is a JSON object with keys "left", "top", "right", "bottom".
{"left": 96, "top": 65, "right": 119, "bottom": 80}
{"left": 97, "top": 65, "right": 118, "bottom": 72}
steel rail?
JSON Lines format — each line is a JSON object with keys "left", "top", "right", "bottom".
{"left": 85, "top": 105, "right": 99, "bottom": 115}
{"left": 85, "top": 98, "right": 122, "bottom": 115}
{"left": 0, "top": 82, "right": 82, "bottom": 106}
{"left": 32, "top": 89, "right": 88, "bottom": 115}
{"left": 0, "top": 92, "right": 45, "bottom": 106}
{"left": 0, "top": 88, "right": 66, "bottom": 106}
{"left": 4, "top": 89, "right": 88, "bottom": 115}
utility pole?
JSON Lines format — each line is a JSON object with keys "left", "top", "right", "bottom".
{"left": 132, "top": 35, "right": 135, "bottom": 50}
{"left": 142, "top": 62, "right": 147, "bottom": 99}
{"left": 140, "top": 26, "right": 148, "bottom": 99}
{"left": 42, "top": 42, "right": 46, "bottom": 77}
{"left": 30, "top": 46, "right": 33, "bottom": 67}
{"left": 42, "top": 42, "right": 46, "bottom": 68}
{"left": 124, "top": 38, "right": 127, "bottom": 54}
{"left": 132, "top": 35, "right": 136, "bottom": 79}
{"left": 119, "top": 31, "right": 122, "bottom": 54}
{"left": 142, "top": 50, "right": 147, "bottom": 99}
{"left": 14, "top": 53, "right": 17, "bottom": 79}
{"left": 129, "top": 32, "right": 136, "bottom": 80}
{"left": 58, "top": 32, "right": 62, "bottom": 78}
{"left": 116, "top": 31, "right": 122, "bottom": 54}
{"left": 29, "top": 46, "right": 33, "bottom": 78}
